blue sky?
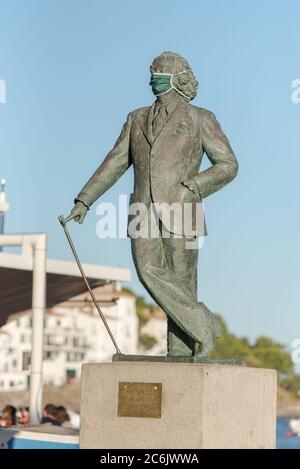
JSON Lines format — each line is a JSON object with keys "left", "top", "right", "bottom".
{"left": 0, "top": 0, "right": 299, "bottom": 347}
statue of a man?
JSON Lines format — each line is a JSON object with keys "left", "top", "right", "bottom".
{"left": 66, "top": 51, "right": 238, "bottom": 358}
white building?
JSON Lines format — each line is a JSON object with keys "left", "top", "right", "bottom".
{"left": 0, "top": 284, "right": 138, "bottom": 391}
{"left": 139, "top": 307, "right": 167, "bottom": 356}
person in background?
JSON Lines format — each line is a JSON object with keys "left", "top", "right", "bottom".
{"left": 41, "top": 403, "right": 60, "bottom": 426}
{"left": 0, "top": 405, "right": 17, "bottom": 427}
{"left": 18, "top": 406, "right": 30, "bottom": 427}
{"left": 56, "top": 406, "right": 71, "bottom": 427}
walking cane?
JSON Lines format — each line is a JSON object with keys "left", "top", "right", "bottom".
{"left": 58, "top": 214, "right": 122, "bottom": 355}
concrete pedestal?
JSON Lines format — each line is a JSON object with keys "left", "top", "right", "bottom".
{"left": 80, "top": 362, "right": 277, "bottom": 449}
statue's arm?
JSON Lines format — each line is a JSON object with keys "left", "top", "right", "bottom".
{"left": 186, "top": 111, "right": 238, "bottom": 199}
{"left": 75, "top": 112, "right": 133, "bottom": 208}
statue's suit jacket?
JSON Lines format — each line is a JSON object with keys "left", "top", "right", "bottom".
{"left": 76, "top": 101, "right": 238, "bottom": 237}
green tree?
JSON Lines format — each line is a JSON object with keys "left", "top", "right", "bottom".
{"left": 251, "top": 336, "right": 293, "bottom": 374}
{"left": 140, "top": 334, "right": 157, "bottom": 350}
{"left": 210, "top": 317, "right": 294, "bottom": 374}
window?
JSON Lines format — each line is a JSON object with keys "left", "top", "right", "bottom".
{"left": 66, "top": 369, "right": 76, "bottom": 383}
{"left": 44, "top": 350, "right": 56, "bottom": 360}
{"left": 22, "top": 351, "right": 31, "bottom": 371}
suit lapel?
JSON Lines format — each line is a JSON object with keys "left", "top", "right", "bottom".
{"left": 137, "top": 101, "right": 189, "bottom": 146}
{"left": 137, "top": 103, "right": 155, "bottom": 146}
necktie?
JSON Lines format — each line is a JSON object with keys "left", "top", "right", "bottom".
{"left": 152, "top": 103, "right": 168, "bottom": 137}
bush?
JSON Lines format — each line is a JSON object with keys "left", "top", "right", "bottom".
{"left": 140, "top": 334, "right": 157, "bottom": 350}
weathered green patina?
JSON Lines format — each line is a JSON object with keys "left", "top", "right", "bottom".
{"left": 113, "top": 353, "right": 245, "bottom": 366}
{"left": 66, "top": 52, "right": 238, "bottom": 359}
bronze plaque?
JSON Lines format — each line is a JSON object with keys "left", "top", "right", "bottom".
{"left": 118, "top": 382, "right": 162, "bottom": 418}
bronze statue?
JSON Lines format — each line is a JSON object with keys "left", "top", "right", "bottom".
{"left": 66, "top": 51, "right": 238, "bottom": 358}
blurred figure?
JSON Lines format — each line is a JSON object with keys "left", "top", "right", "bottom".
{"left": 67, "top": 409, "right": 80, "bottom": 429}
{"left": 41, "top": 403, "right": 60, "bottom": 426}
{"left": 0, "top": 405, "right": 17, "bottom": 427}
{"left": 56, "top": 406, "right": 71, "bottom": 427}
{"left": 18, "top": 406, "right": 30, "bottom": 427}
{"left": 289, "top": 418, "right": 300, "bottom": 437}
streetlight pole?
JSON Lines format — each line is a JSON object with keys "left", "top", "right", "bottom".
{"left": 0, "top": 179, "right": 10, "bottom": 248}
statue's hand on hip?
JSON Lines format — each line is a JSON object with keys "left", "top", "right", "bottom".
{"left": 65, "top": 201, "right": 88, "bottom": 224}
{"left": 181, "top": 179, "right": 199, "bottom": 196}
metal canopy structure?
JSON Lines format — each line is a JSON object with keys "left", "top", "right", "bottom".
{"left": 0, "top": 255, "right": 130, "bottom": 327}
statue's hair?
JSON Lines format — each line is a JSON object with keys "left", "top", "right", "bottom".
{"left": 150, "top": 51, "right": 198, "bottom": 101}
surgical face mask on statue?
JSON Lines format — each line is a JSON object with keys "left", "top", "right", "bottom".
{"left": 150, "top": 70, "right": 192, "bottom": 100}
